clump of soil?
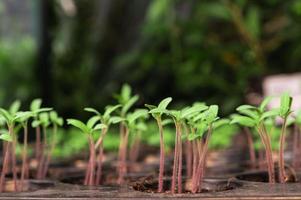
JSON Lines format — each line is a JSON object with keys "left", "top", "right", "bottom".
{"left": 132, "top": 176, "right": 241, "bottom": 194}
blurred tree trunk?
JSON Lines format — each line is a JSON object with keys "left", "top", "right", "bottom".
{"left": 35, "top": 0, "right": 57, "bottom": 106}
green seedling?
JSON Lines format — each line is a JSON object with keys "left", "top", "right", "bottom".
{"left": 30, "top": 99, "right": 52, "bottom": 171}
{"left": 187, "top": 105, "right": 219, "bottom": 193}
{"left": 277, "top": 93, "right": 293, "bottom": 183}
{"left": 84, "top": 105, "right": 122, "bottom": 184}
{"left": 167, "top": 104, "right": 209, "bottom": 194}
{"left": 129, "top": 120, "right": 147, "bottom": 164}
{"left": 15, "top": 111, "right": 35, "bottom": 190}
{"left": 33, "top": 112, "right": 53, "bottom": 179}
{"left": 114, "top": 84, "right": 140, "bottom": 184}
{"left": 67, "top": 117, "right": 107, "bottom": 186}
{"left": 145, "top": 97, "right": 172, "bottom": 193}
{"left": 0, "top": 102, "right": 24, "bottom": 192}
{"left": 231, "top": 96, "right": 278, "bottom": 184}
{"left": 116, "top": 109, "right": 148, "bottom": 184}
{"left": 41, "top": 111, "right": 64, "bottom": 179}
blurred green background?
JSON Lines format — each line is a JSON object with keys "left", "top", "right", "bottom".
{"left": 1, "top": 0, "right": 301, "bottom": 118}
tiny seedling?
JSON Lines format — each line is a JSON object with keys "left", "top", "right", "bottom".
{"left": 84, "top": 105, "right": 122, "bottom": 184}
{"left": 277, "top": 93, "right": 293, "bottom": 183}
{"left": 145, "top": 97, "right": 172, "bottom": 193}
{"left": 116, "top": 109, "right": 148, "bottom": 184}
{"left": 41, "top": 111, "right": 64, "bottom": 179}
{"left": 67, "top": 117, "right": 107, "bottom": 186}
{"left": 231, "top": 96, "right": 278, "bottom": 184}
{"left": 167, "top": 104, "right": 209, "bottom": 194}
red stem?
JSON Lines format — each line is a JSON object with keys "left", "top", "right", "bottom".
{"left": 117, "top": 127, "right": 129, "bottom": 184}
{"left": 156, "top": 118, "right": 165, "bottom": 193}
{"left": 278, "top": 118, "right": 287, "bottom": 183}
{"left": 88, "top": 135, "right": 96, "bottom": 185}
{"left": 177, "top": 123, "right": 183, "bottom": 193}
{"left": 171, "top": 121, "right": 179, "bottom": 194}
{"left": 0, "top": 141, "right": 10, "bottom": 192}
{"left": 21, "top": 125, "right": 28, "bottom": 191}
{"left": 10, "top": 125, "right": 19, "bottom": 191}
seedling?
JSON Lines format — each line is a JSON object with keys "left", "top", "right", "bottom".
{"left": 84, "top": 105, "right": 122, "bottom": 184}
{"left": 277, "top": 93, "right": 293, "bottom": 183}
{"left": 188, "top": 105, "right": 219, "bottom": 193}
{"left": 0, "top": 128, "right": 12, "bottom": 192}
{"left": 293, "top": 110, "right": 301, "bottom": 168}
{"left": 41, "top": 111, "right": 64, "bottom": 179}
{"left": 231, "top": 96, "right": 278, "bottom": 183}
{"left": 67, "top": 117, "right": 107, "bottom": 185}
{"left": 114, "top": 84, "right": 140, "bottom": 184}
{"left": 116, "top": 109, "right": 148, "bottom": 184}
{"left": 145, "top": 97, "right": 172, "bottom": 193}
{"left": 167, "top": 104, "right": 209, "bottom": 194}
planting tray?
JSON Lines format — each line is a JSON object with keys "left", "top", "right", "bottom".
{"left": 1, "top": 180, "right": 301, "bottom": 199}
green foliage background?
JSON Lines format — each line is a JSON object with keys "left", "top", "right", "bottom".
{"left": 1, "top": 0, "right": 301, "bottom": 116}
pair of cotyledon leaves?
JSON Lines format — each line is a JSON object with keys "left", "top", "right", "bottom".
{"left": 230, "top": 93, "right": 293, "bottom": 128}
{"left": 146, "top": 97, "right": 221, "bottom": 141}
{"left": 68, "top": 105, "right": 148, "bottom": 135}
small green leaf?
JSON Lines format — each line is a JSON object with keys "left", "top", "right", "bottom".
{"left": 158, "top": 97, "right": 172, "bottom": 110}
{"left": 259, "top": 96, "right": 272, "bottom": 112}
{"left": 121, "top": 84, "right": 131, "bottom": 102}
{"left": 230, "top": 115, "right": 255, "bottom": 127}
{"left": 9, "top": 100, "right": 21, "bottom": 115}
{"left": 30, "top": 99, "right": 42, "bottom": 111}
{"left": 181, "top": 104, "right": 208, "bottom": 119}
{"left": 145, "top": 104, "right": 156, "bottom": 110}
{"left": 260, "top": 109, "right": 279, "bottom": 121}
{"left": 109, "top": 116, "right": 125, "bottom": 124}
{"left": 0, "top": 108, "right": 13, "bottom": 123}
{"left": 67, "top": 119, "right": 89, "bottom": 134}
{"left": 127, "top": 109, "right": 148, "bottom": 124}
{"left": 213, "top": 119, "right": 230, "bottom": 129}
{"left": 279, "top": 92, "right": 293, "bottom": 117}
{"left": 0, "top": 132, "right": 12, "bottom": 142}
{"left": 93, "top": 123, "right": 107, "bottom": 131}
{"left": 14, "top": 111, "right": 34, "bottom": 122}
{"left": 236, "top": 105, "right": 257, "bottom": 111}
{"left": 87, "top": 116, "right": 101, "bottom": 129}
{"left": 122, "top": 95, "right": 139, "bottom": 115}
{"left": 32, "top": 120, "right": 41, "bottom": 128}
{"left": 204, "top": 105, "right": 219, "bottom": 124}
{"left": 84, "top": 108, "right": 100, "bottom": 115}
{"left": 103, "top": 105, "right": 122, "bottom": 119}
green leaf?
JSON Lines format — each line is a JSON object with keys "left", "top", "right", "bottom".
{"left": 121, "top": 84, "right": 132, "bottom": 102}
{"left": 14, "top": 111, "right": 34, "bottom": 122}
{"left": 103, "top": 105, "right": 122, "bottom": 119}
{"left": 67, "top": 119, "right": 89, "bottom": 134}
{"left": 109, "top": 116, "right": 125, "bottom": 124}
{"left": 204, "top": 105, "right": 219, "bottom": 124}
{"left": 122, "top": 95, "right": 139, "bottom": 115}
{"left": 259, "top": 96, "right": 272, "bottom": 112}
{"left": 87, "top": 116, "right": 101, "bottom": 129}
{"left": 260, "top": 109, "right": 279, "bottom": 121}
{"left": 188, "top": 133, "right": 198, "bottom": 141}
{"left": 279, "top": 92, "right": 293, "bottom": 117}
{"left": 31, "top": 120, "right": 41, "bottom": 128}
{"left": 0, "top": 132, "right": 12, "bottom": 142}
{"left": 0, "top": 108, "right": 13, "bottom": 123}
{"left": 93, "top": 123, "right": 107, "bottom": 131}
{"left": 149, "top": 107, "right": 166, "bottom": 115}
{"left": 84, "top": 108, "right": 100, "bottom": 115}
{"left": 168, "top": 110, "right": 181, "bottom": 121}
{"left": 136, "top": 122, "right": 147, "bottom": 131}
{"left": 158, "top": 97, "right": 172, "bottom": 110}
{"left": 145, "top": 104, "right": 156, "bottom": 110}
{"left": 9, "top": 100, "right": 21, "bottom": 115}
{"left": 230, "top": 115, "right": 255, "bottom": 127}
{"left": 127, "top": 109, "right": 148, "bottom": 124}
{"left": 50, "top": 111, "right": 58, "bottom": 121}
{"left": 30, "top": 99, "right": 42, "bottom": 111}
{"left": 213, "top": 119, "right": 230, "bottom": 129}
{"left": 236, "top": 105, "right": 257, "bottom": 111}
{"left": 181, "top": 104, "right": 208, "bottom": 119}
